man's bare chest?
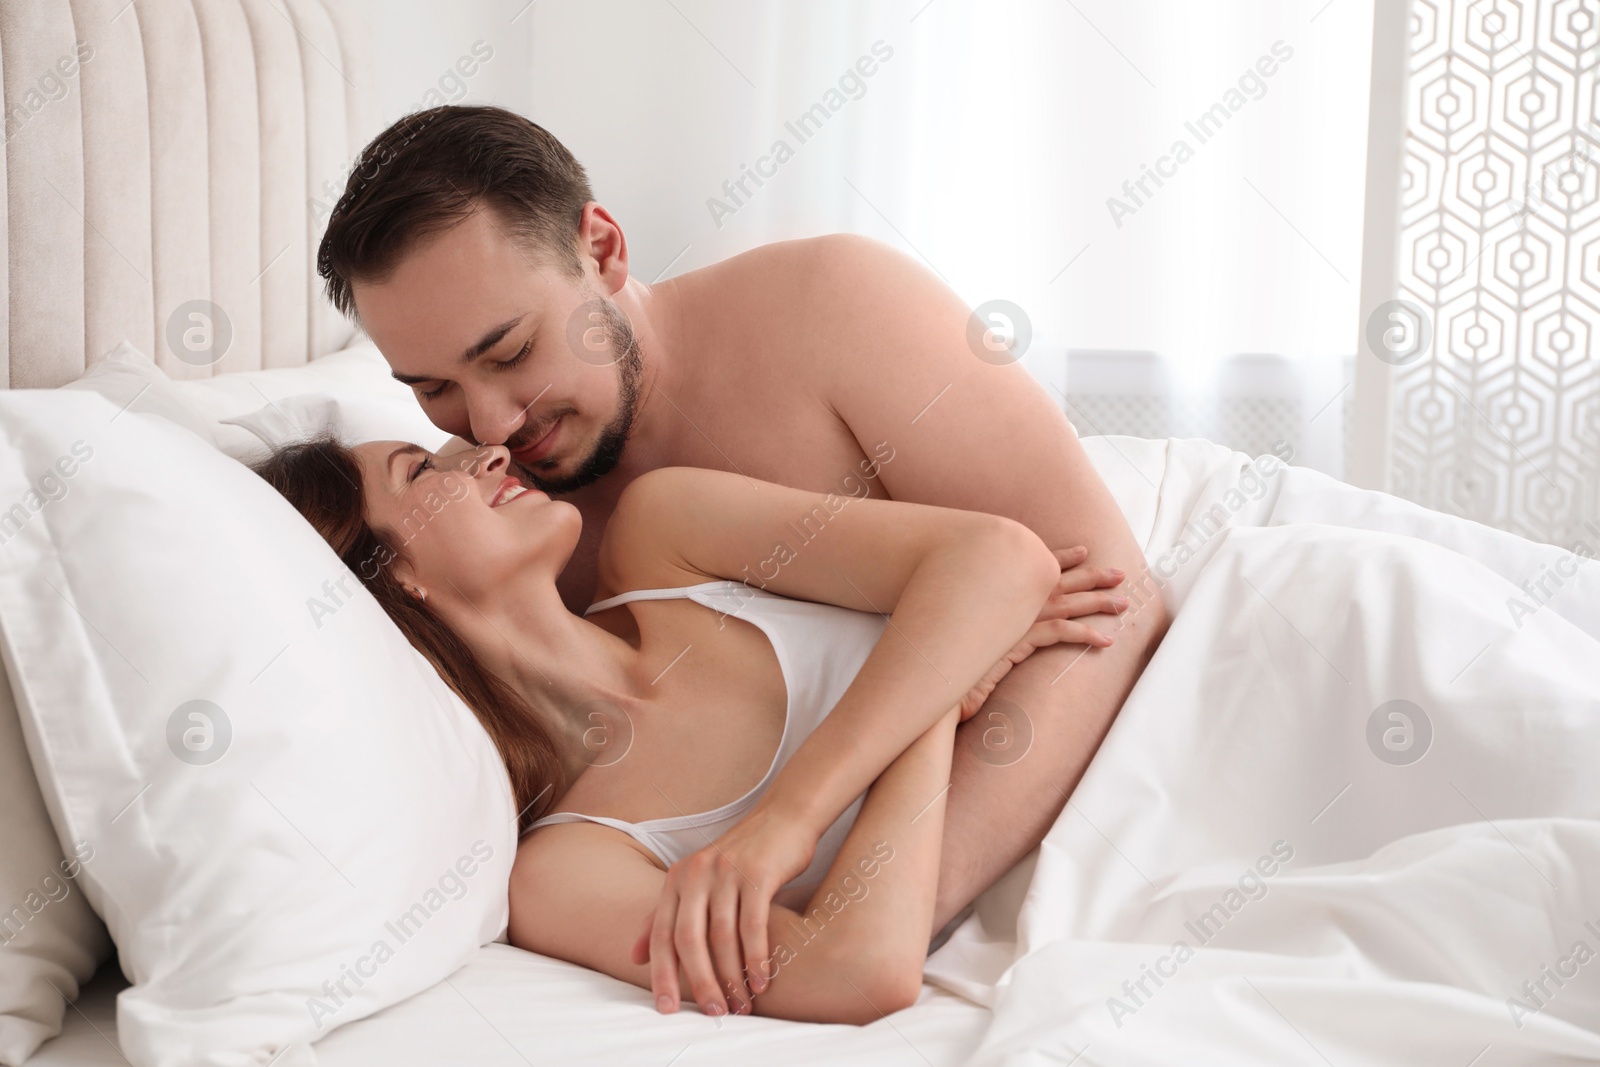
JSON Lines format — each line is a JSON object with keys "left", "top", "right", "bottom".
{"left": 554, "top": 387, "right": 892, "bottom": 613}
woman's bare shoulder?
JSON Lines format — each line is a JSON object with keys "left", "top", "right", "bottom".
{"left": 590, "top": 466, "right": 749, "bottom": 601}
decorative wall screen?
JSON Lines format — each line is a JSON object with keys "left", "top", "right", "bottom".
{"left": 1391, "top": 0, "right": 1600, "bottom": 547}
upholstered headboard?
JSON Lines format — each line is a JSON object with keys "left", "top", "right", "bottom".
{"left": 0, "top": 0, "right": 379, "bottom": 388}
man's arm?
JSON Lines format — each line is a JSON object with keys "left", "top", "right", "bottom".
{"left": 807, "top": 235, "right": 1171, "bottom": 933}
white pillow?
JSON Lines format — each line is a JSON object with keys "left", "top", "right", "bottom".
{"left": 220, "top": 393, "right": 454, "bottom": 458}
{"left": 64, "top": 339, "right": 446, "bottom": 462}
{"left": 0, "top": 345, "right": 149, "bottom": 1065}
{"left": 60, "top": 340, "right": 218, "bottom": 447}
{"left": 0, "top": 390, "right": 516, "bottom": 1066}
{"left": 0, "top": 670, "right": 111, "bottom": 1067}
{"left": 169, "top": 340, "right": 440, "bottom": 459}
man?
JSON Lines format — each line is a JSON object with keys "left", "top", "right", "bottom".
{"left": 319, "top": 104, "right": 1168, "bottom": 1004}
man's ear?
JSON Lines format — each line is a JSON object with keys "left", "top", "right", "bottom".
{"left": 577, "top": 201, "right": 630, "bottom": 296}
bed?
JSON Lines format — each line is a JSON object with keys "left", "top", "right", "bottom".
{"left": 21, "top": 423, "right": 1600, "bottom": 1066}
{"left": 6, "top": 2, "right": 1600, "bottom": 1065}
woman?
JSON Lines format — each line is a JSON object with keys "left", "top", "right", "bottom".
{"left": 255, "top": 436, "right": 1128, "bottom": 1024}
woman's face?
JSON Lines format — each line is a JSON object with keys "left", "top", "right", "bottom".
{"left": 351, "top": 440, "right": 580, "bottom": 604}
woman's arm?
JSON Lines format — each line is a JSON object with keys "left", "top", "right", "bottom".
{"left": 744, "top": 705, "right": 960, "bottom": 1021}
{"left": 600, "top": 465, "right": 1109, "bottom": 1011}
{"left": 599, "top": 464, "right": 1063, "bottom": 839}
{"left": 509, "top": 707, "right": 960, "bottom": 1023}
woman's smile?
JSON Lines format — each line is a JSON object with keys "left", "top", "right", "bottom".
{"left": 491, "top": 476, "right": 540, "bottom": 507}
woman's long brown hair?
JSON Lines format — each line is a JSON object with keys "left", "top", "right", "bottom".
{"left": 253, "top": 435, "right": 561, "bottom": 834}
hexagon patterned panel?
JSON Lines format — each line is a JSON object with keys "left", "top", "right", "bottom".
{"left": 1393, "top": 0, "right": 1600, "bottom": 549}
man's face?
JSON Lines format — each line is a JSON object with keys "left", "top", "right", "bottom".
{"left": 351, "top": 207, "right": 642, "bottom": 495}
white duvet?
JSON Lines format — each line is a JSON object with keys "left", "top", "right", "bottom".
{"left": 34, "top": 435, "right": 1600, "bottom": 1066}
{"left": 928, "top": 435, "right": 1600, "bottom": 1066}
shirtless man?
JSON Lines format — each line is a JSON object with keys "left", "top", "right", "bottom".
{"left": 318, "top": 104, "right": 1168, "bottom": 1004}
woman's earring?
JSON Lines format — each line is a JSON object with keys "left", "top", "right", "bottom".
{"left": 412, "top": 587, "right": 428, "bottom": 603}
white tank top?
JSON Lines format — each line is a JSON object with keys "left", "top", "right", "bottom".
{"left": 525, "top": 579, "right": 888, "bottom": 902}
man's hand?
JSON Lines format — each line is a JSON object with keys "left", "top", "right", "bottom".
{"left": 628, "top": 805, "right": 817, "bottom": 1016}
{"left": 955, "top": 546, "right": 1127, "bottom": 722}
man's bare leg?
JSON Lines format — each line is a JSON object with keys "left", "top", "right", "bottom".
{"left": 929, "top": 595, "right": 1168, "bottom": 935}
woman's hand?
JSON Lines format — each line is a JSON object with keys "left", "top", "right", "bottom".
{"left": 955, "top": 546, "right": 1127, "bottom": 722}
{"left": 629, "top": 804, "right": 817, "bottom": 1016}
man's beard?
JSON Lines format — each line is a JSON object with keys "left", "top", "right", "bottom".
{"left": 512, "top": 297, "right": 643, "bottom": 496}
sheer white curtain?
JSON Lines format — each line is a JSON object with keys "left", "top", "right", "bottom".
{"left": 527, "top": 0, "right": 1375, "bottom": 474}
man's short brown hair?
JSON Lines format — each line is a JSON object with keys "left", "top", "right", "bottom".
{"left": 317, "top": 105, "right": 595, "bottom": 319}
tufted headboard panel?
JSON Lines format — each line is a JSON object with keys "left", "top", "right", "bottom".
{"left": 0, "top": 0, "right": 379, "bottom": 388}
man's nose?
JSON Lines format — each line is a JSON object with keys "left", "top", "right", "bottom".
{"left": 464, "top": 388, "right": 528, "bottom": 448}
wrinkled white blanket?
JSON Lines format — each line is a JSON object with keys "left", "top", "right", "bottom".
{"left": 926, "top": 436, "right": 1600, "bottom": 1066}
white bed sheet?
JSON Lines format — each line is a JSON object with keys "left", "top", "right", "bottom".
{"left": 31, "top": 946, "right": 990, "bottom": 1066}
{"left": 31, "top": 435, "right": 1600, "bottom": 1065}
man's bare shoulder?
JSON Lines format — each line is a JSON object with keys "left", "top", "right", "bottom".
{"left": 679, "top": 234, "right": 955, "bottom": 390}
{"left": 731, "top": 232, "right": 907, "bottom": 269}
{"left": 694, "top": 233, "right": 926, "bottom": 303}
